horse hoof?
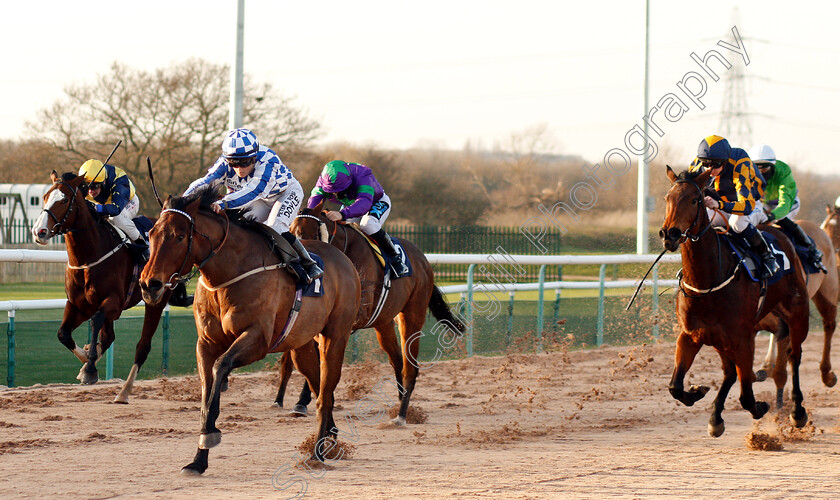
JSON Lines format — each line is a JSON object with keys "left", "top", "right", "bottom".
{"left": 822, "top": 371, "right": 837, "bottom": 388}
{"left": 81, "top": 372, "right": 99, "bottom": 385}
{"left": 391, "top": 416, "right": 407, "bottom": 427}
{"left": 180, "top": 464, "right": 205, "bottom": 476}
{"left": 707, "top": 421, "right": 725, "bottom": 438}
{"left": 755, "top": 369, "right": 767, "bottom": 382}
{"left": 289, "top": 405, "right": 308, "bottom": 417}
{"left": 198, "top": 432, "right": 222, "bottom": 449}
{"left": 790, "top": 408, "right": 808, "bottom": 428}
{"left": 754, "top": 401, "right": 770, "bottom": 419}
{"left": 112, "top": 397, "right": 129, "bottom": 405}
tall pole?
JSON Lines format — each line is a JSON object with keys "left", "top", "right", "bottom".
{"left": 229, "top": 0, "right": 245, "bottom": 130}
{"left": 636, "top": 0, "right": 650, "bottom": 254}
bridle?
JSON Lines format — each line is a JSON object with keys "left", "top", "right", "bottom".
{"left": 41, "top": 181, "right": 82, "bottom": 237}
{"left": 294, "top": 212, "right": 349, "bottom": 252}
{"left": 158, "top": 208, "right": 230, "bottom": 289}
{"left": 671, "top": 178, "right": 713, "bottom": 243}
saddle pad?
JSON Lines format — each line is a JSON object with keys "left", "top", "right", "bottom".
{"left": 291, "top": 254, "right": 325, "bottom": 297}
{"left": 774, "top": 226, "right": 822, "bottom": 275}
{"left": 722, "top": 231, "right": 793, "bottom": 284}
{"left": 350, "top": 224, "right": 412, "bottom": 277}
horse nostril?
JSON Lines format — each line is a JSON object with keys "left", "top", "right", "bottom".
{"left": 142, "top": 279, "right": 163, "bottom": 294}
{"left": 658, "top": 228, "right": 667, "bottom": 239}
{"left": 668, "top": 228, "right": 682, "bottom": 240}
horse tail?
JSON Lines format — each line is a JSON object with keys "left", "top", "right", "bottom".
{"left": 428, "top": 285, "right": 466, "bottom": 335}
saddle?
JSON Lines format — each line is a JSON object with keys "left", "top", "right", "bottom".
{"left": 720, "top": 230, "right": 792, "bottom": 284}
{"left": 346, "top": 224, "right": 412, "bottom": 278}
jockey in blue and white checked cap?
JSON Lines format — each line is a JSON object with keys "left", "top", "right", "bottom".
{"left": 183, "top": 128, "right": 323, "bottom": 282}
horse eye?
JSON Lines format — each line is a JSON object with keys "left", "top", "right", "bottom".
{"left": 177, "top": 234, "right": 185, "bottom": 242}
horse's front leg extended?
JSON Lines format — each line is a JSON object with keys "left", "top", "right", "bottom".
{"left": 734, "top": 343, "right": 769, "bottom": 420}
{"left": 79, "top": 310, "right": 106, "bottom": 385}
{"left": 708, "top": 354, "right": 737, "bottom": 437}
{"left": 57, "top": 301, "right": 90, "bottom": 363}
{"left": 115, "top": 300, "right": 168, "bottom": 404}
{"left": 669, "top": 333, "right": 708, "bottom": 406}
{"left": 182, "top": 339, "right": 219, "bottom": 476}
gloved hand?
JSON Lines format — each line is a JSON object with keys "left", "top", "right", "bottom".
{"left": 94, "top": 204, "right": 105, "bottom": 213}
{"left": 211, "top": 201, "right": 225, "bottom": 214}
{"left": 765, "top": 211, "right": 775, "bottom": 223}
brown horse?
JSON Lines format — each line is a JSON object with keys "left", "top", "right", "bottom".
{"left": 281, "top": 200, "right": 465, "bottom": 425}
{"left": 660, "top": 166, "right": 810, "bottom": 436}
{"left": 139, "top": 187, "right": 360, "bottom": 474}
{"left": 821, "top": 204, "right": 840, "bottom": 266}
{"left": 757, "top": 219, "right": 838, "bottom": 407}
{"left": 30, "top": 171, "right": 190, "bottom": 401}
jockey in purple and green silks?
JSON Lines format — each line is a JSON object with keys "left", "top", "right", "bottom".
{"left": 308, "top": 160, "right": 409, "bottom": 278}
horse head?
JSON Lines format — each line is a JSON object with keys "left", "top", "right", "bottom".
{"left": 140, "top": 186, "right": 226, "bottom": 304}
{"left": 659, "top": 165, "right": 713, "bottom": 252}
{"left": 31, "top": 170, "right": 91, "bottom": 245}
{"left": 291, "top": 199, "right": 330, "bottom": 242}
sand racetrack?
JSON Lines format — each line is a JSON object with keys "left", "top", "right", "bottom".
{"left": 2, "top": 332, "right": 840, "bottom": 499}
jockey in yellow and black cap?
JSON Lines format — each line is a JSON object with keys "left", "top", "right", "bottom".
{"left": 689, "top": 135, "right": 779, "bottom": 279}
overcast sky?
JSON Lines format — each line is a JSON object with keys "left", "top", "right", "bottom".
{"left": 3, "top": 0, "right": 839, "bottom": 176}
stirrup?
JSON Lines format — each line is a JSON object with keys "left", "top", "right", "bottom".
{"left": 302, "top": 263, "right": 324, "bottom": 283}
{"left": 390, "top": 260, "right": 409, "bottom": 278}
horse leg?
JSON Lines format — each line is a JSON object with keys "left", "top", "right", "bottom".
{"left": 373, "top": 320, "right": 405, "bottom": 400}
{"left": 787, "top": 313, "right": 811, "bottom": 427}
{"left": 290, "top": 342, "right": 321, "bottom": 419}
{"left": 185, "top": 331, "right": 268, "bottom": 475}
{"left": 734, "top": 341, "right": 769, "bottom": 421}
{"left": 313, "top": 331, "right": 349, "bottom": 462}
{"left": 291, "top": 382, "right": 313, "bottom": 417}
{"left": 756, "top": 333, "right": 776, "bottom": 382}
{"left": 772, "top": 331, "right": 791, "bottom": 409}
{"left": 182, "top": 338, "right": 219, "bottom": 476}
{"left": 57, "top": 302, "right": 91, "bottom": 364}
{"left": 813, "top": 292, "right": 838, "bottom": 387}
{"left": 708, "top": 353, "right": 738, "bottom": 438}
{"left": 273, "top": 351, "right": 294, "bottom": 407}
{"left": 668, "top": 332, "right": 709, "bottom": 406}
{"left": 392, "top": 308, "right": 426, "bottom": 426}
{"left": 80, "top": 310, "right": 106, "bottom": 385}
{"left": 115, "top": 300, "right": 167, "bottom": 404}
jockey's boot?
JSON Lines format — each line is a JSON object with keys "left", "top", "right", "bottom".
{"left": 743, "top": 225, "right": 780, "bottom": 279}
{"left": 167, "top": 282, "right": 194, "bottom": 307}
{"left": 371, "top": 229, "right": 409, "bottom": 278}
{"left": 289, "top": 236, "right": 324, "bottom": 283}
{"left": 133, "top": 237, "right": 149, "bottom": 264}
{"left": 777, "top": 217, "right": 827, "bottom": 273}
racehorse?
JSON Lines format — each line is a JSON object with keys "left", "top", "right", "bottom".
{"left": 139, "top": 187, "right": 360, "bottom": 473}
{"left": 757, "top": 220, "right": 838, "bottom": 407}
{"left": 821, "top": 204, "right": 840, "bottom": 267}
{"left": 660, "top": 166, "right": 811, "bottom": 436}
{"left": 281, "top": 199, "right": 465, "bottom": 425}
{"left": 31, "top": 171, "right": 191, "bottom": 402}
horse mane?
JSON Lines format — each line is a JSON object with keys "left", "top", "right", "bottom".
{"left": 59, "top": 172, "right": 78, "bottom": 182}
{"left": 167, "top": 185, "right": 265, "bottom": 232}
{"left": 675, "top": 169, "right": 702, "bottom": 181}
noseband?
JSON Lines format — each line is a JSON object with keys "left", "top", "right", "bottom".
{"left": 159, "top": 208, "right": 230, "bottom": 289}
{"left": 42, "top": 181, "right": 81, "bottom": 237}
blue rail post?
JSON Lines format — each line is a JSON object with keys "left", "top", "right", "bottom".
{"left": 7, "top": 311, "right": 15, "bottom": 388}
{"left": 597, "top": 264, "right": 606, "bottom": 347}
{"left": 652, "top": 264, "right": 660, "bottom": 339}
{"left": 554, "top": 265, "right": 563, "bottom": 334}
{"left": 465, "top": 263, "right": 475, "bottom": 357}
{"left": 106, "top": 341, "right": 114, "bottom": 380}
{"left": 161, "top": 305, "right": 170, "bottom": 376}
{"left": 536, "top": 264, "right": 546, "bottom": 353}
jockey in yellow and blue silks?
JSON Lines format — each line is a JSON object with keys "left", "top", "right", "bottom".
{"left": 184, "top": 128, "right": 323, "bottom": 283}
{"left": 79, "top": 159, "right": 148, "bottom": 259}
{"left": 689, "top": 135, "right": 779, "bottom": 279}
{"left": 748, "top": 144, "right": 826, "bottom": 272}
{"left": 308, "top": 160, "right": 409, "bottom": 278}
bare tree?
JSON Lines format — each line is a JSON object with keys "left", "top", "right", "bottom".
{"left": 25, "top": 59, "right": 322, "bottom": 212}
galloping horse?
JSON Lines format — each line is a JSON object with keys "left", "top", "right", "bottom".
{"left": 139, "top": 187, "right": 360, "bottom": 473}
{"left": 757, "top": 220, "right": 838, "bottom": 407}
{"left": 821, "top": 204, "right": 840, "bottom": 266}
{"left": 282, "top": 200, "right": 465, "bottom": 425}
{"left": 31, "top": 171, "right": 190, "bottom": 402}
{"left": 660, "top": 166, "right": 811, "bottom": 436}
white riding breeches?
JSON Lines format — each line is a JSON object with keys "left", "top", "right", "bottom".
{"left": 346, "top": 193, "right": 392, "bottom": 235}
{"left": 243, "top": 178, "right": 304, "bottom": 234}
{"left": 109, "top": 195, "right": 141, "bottom": 241}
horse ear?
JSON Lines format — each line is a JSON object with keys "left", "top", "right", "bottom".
{"left": 696, "top": 168, "right": 712, "bottom": 187}
{"left": 162, "top": 195, "right": 173, "bottom": 209}
{"left": 666, "top": 165, "right": 677, "bottom": 183}
{"left": 50, "top": 170, "right": 59, "bottom": 183}
{"left": 828, "top": 204, "right": 834, "bottom": 215}
{"left": 313, "top": 199, "right": 325, "bottom": 214}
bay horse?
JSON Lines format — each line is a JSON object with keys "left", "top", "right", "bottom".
{"left": 820, "top": 204, "right": 840, "bottom": 267}
{"left": 660, "top": 166, "right": 810, "bottom": 436}
{"left": 139, "top": 187, "right": 360, "bottom": 474}
{"left": 281, "top": 200, "right": 465, "bottom": 425}
{"left": 30, "top": 171, "right": 191, "bottom": 402}
{"left": 757, "top": 219, "right": 838, "bottom": 408}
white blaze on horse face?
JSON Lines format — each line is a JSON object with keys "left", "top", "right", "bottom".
{"left": 31, "top": 189, "right": 66, "bottom": 244}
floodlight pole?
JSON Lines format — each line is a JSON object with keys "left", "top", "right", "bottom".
{"left": 229, "top": 0, "right": 245, "bottom": 130}
{"left": 636, "top": 0, "right": 650, "bottom": 254}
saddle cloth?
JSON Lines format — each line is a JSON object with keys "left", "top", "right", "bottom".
{"left": 721, "top": 230, "right": 794, "bottom": 285}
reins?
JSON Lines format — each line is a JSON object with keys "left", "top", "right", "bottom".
{"left": 159, "top": 207, "right": 230, "bottom": 289}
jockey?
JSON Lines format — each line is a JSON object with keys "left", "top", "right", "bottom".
{"left": 183, "top": 128, "right": 323, "bottom": 283}
{"left": 689, "top": 135, "right": 780, "bottom": 279}
{"left": 308, "top": 160, "right": 409, "bottom": 278}
{"left": 79, "top": 159, "right": 149, "bottom": 261}
{"left": 748, "top": 144, "right": 826, "bottom": 272}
